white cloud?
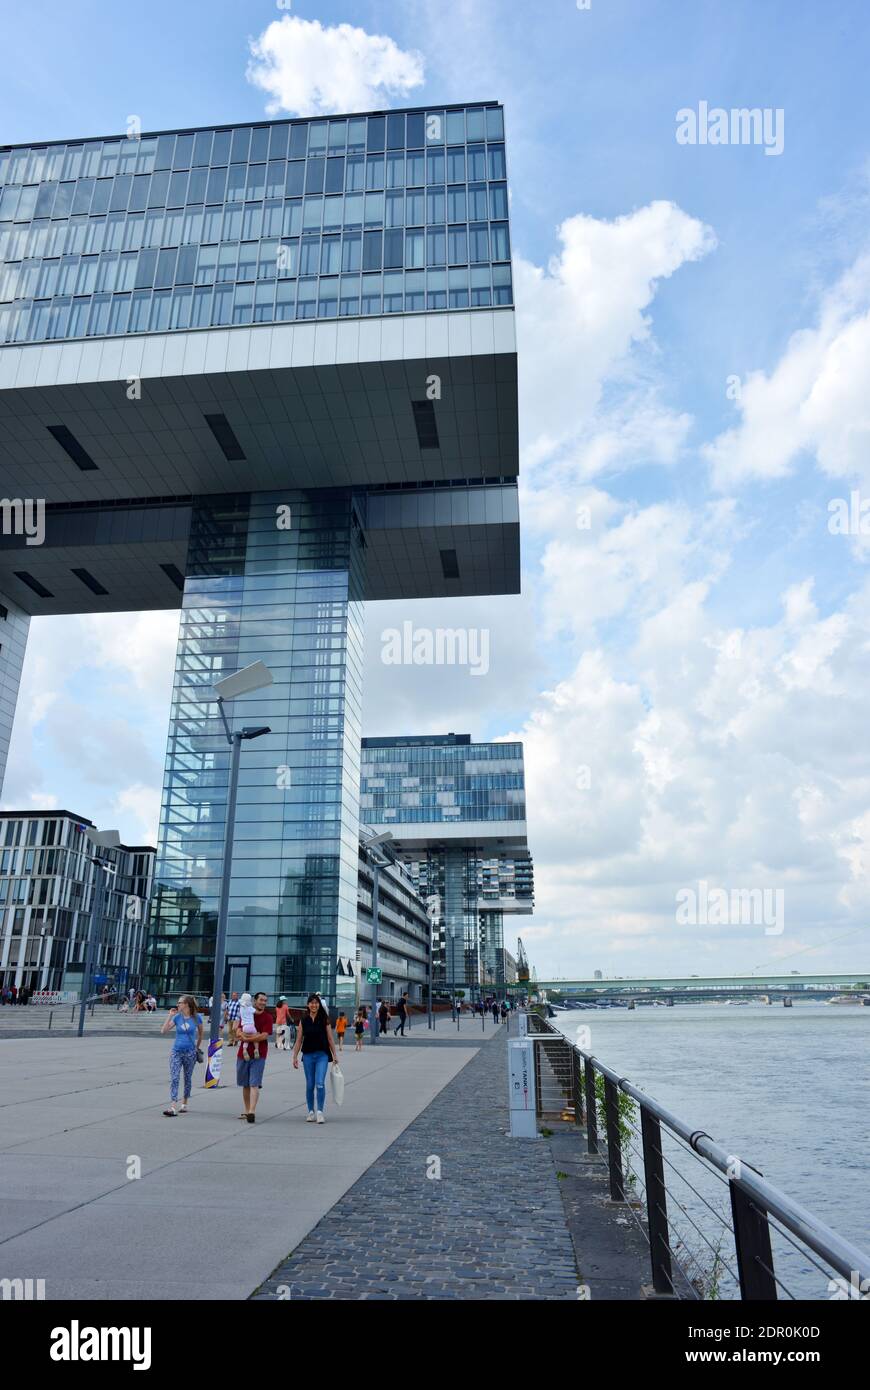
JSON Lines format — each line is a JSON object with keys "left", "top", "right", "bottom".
{"left": 704, "top": 253, "right": 870, "bottom": 492}
{"left": 515, "top": 201, "right": 716, "bottom": 470}
{"left": 246, "top": 16, "right": 424, "bottom": 116}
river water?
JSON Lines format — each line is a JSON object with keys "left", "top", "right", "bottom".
{"left": 550, "top": 1001, "right": 870, "bottom": 1299}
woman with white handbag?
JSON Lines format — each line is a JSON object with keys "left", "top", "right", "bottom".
{"left": 292, "top": 993, "right": 340, "bottom": 1124}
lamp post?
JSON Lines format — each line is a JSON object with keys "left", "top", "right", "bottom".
{"left": 425, "top": 894, "right": 439, "bottom": 1031}
{"left": 209, "top": 661, "right": 273, "bottom": 1047}
{"left": 77, "top": 828, "right": 121, "bottom": 1038}
{"left": 360, "top": 829, "right": 394, "bottom": 1046}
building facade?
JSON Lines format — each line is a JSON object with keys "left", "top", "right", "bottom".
{"left": 0, "top": 810, "right": 153, "bottom": 995}
{"left": 0, "top": 104, "right": 520, "bottom": 1007}
{"left": 356, "top": 834, "right": 430, "bottom": 1005}
{"left": 360, "top": 733, "right": 533, "bottom": 991}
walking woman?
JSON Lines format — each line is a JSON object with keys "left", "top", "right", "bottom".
{"left": 292, "top": 993, "right": 338, "bottom": 1124}
{"left": 160, "top": 994, "right": 203, "bottom": 1116}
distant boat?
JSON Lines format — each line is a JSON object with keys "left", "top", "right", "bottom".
{"left": 827, "top": 995, "right": 866, "bottom": 1005}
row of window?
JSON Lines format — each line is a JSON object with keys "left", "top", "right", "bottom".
{"left": 0, "top": 222, "right": 511, "bottom": 301}
{"left": 2, "top": 200, "right": 509, "bottom": 287}
{"left": 0, "top": 109, "right": 506, "bottom": 186}
{"left": 0, "top": 266, "right": 513, "bottom": 342}
{"left": 0, "top": 146, "right": 508, "bottom": 224}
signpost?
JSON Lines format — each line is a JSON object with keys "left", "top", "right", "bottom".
{"left": 508, "top": 1038, "right": 538, "bottom": 1138}
{"left": 366, "top": 967, "right": 382, "bottom": 985}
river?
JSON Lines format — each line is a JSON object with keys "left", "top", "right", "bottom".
{"left": 549, "top": 1001, "right": 870, "bottom": 1298}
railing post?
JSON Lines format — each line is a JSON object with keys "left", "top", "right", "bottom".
{"left": 641, "top": 1106, "right": 673, "bottom": 1294}
{"left": 730, "top": 1182, "right": 777, "bottom": 1300}
{"left": 584, "top": 1057, "right": 598, "bottom": 1154}
{"left": 572, "top": 1046, "right": 584, "bottom": 1127}
{"left": 603, "top": 1074, "right": 626, "bottom": 1201}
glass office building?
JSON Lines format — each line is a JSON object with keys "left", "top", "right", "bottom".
{"left": 0, "top": 106, "right": 511, "bottom": 346}
{"left": 0, "top": 105, "right": 521, "bottom": 1007}
{"left": 360, "top": 734, "right": 533, "bottom": 990}
{"left": 0, "top": 810, "right": 153, "bottom": 995}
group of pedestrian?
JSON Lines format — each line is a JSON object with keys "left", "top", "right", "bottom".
{"left": 472, "top": 996, "right": 510, "bottom": 1022}
{"left": 371, "top": 993, "right": 410, "bottom": 1037}
{"left": 160, "top": 990, "right": 341, "bottom": 1125}
{"left": 0, "top": 984, "right": 31, "bottom": 1005}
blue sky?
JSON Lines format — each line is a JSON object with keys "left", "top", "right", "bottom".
{"left": 4, "top": 0, "right": 870, "bottom": 977}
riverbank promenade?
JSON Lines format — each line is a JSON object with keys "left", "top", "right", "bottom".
{"left": 0, "top": 1013, "right": 648, "bottom": 1301}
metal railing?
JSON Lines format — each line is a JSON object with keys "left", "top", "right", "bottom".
{"left": 525, "top": 1011, "right": 870, "bottom": 1300}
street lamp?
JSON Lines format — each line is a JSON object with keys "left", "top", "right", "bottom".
{"left": 209, "top": 660, "right": 273, "bottom": 1047}
{"left": 360, "top": 828, "right": 395, "bottom": 1045}
{"left": 77, "top": 828, "right": 121, "bottom": 1037}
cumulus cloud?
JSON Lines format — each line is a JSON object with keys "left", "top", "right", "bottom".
{"left": 514, "top": 200, "right": 716, "bottom": 471}
{"left": 246, "top": 16, "right": 424, "bottom": 116}
{"left": 507, "top": 550, "right": 870, "bottom": 974}
{"left": 704, "top": 253, "right": 870, "bottom": 492}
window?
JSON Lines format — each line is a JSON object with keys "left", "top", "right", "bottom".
{"left": 490, "top": 222, "right": 510, "bottom": 261}
{"left": 318, "top": 277, "right": 338, "bottom": 317}
{"left": 383, "top": 229, "right": 403, "bottom": 269}
{"left": 296, "top": 279, "right": 316, "bottom": 319}
{"left": 275, "top": 280, "right": 295, "bottom": 320}
{"left": 405, "top": 229, "right": 424, "bottom": 269}
{"left": 488, "top": 143, "right": 506, "bottom": 180}
{"left": 341, "top": 232, "right": 361, "bottom": 273}
{"left": 320, "top": 236, "right": 340, "bottom": 275}
{"left": 426, "top": 227, "right": 446, "bottom": 267}
{"left": 363, "top": 230, "right": 382, "bottom": 271}
{"left": 170, "top": 285, "right": 191, "bottom": 328}
{"left": 339, "top": 276, "right": 359, "bottom": 316}
{"left": 226, "top": 164, "right": 246, "bottom": 203}
{"left": 489, "top": 182, "right": 508, "bottom": 219}
{"left": 361, "top": 273, "right": 381, "bottom": 314}
{"left": 468, "top": 144, "right": 487, "bottom": 181}
{"left": 299, "top": 236, "right": 319, "bottom": 276}
{"left": 447, "top": 187, "right": 466, "bottom": 222}
{"left": 468, "top": 184, "right": 488, "bottom": 220}
{"left": 469, "top": 224, "right": 489, "bottom": 262}
{"left": 266, "top": 160, "right": 285, "bottom": 199}
{"left": 447, "top": 227, "right": 467, "bottom": 264}
{"left": 231, "top": 283, "right": 253, "bottom": 325}
{"left": 383, "top": 270, "right": 403, "bottom": 312}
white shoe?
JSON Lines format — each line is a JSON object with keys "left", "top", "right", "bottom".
{"left": 316, "top": 1111, "right": 325, "bottom": 1124}
{"left": 306, "top": 1111, "right": 315, "bottom": 1122}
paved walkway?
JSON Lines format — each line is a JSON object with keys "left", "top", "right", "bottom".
{"left": 0, "top": 1028, "right": 482, "bottom": 1300}
{"left": 253, "top": 1024, "right": 582, "bottom": 1300}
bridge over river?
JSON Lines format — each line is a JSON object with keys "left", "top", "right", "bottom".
{"left": 510, "top": 972, "right": 870, "bottom": 1002}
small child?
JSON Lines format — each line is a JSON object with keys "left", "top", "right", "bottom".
{"left": 335, "top": 1011, "right": 347, "bottom": 1051}
{"left": 238, "top": 992, "right": 258, "bottom": 1058}
{"left": 354, "top": 1008, "right": 365, "bottom": 1052}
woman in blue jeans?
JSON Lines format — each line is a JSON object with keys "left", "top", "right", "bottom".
{"left": 292, "top": 993, "right": 338, "bottom": 1124}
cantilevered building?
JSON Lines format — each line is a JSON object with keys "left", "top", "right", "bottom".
{"left": 360, "top": 733, "right": 533, "bottom": 990}
{"left": 0, "top": 105, "right": 520, "bottom": 1007}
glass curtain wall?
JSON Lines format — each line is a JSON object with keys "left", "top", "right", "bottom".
{"left": 146, "top": 490, "right": 364, "bottom": 1005}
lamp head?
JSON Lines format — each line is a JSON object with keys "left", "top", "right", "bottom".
{"left": 212, "top": 661, "right": 273, "bottom": 700}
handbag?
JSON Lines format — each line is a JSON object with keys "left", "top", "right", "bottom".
{"left": 195, "top": 1047, "right": 204, "bottom": 1064}
{"left": 330, "top": 1064, "right": 345, "bottom": 1106}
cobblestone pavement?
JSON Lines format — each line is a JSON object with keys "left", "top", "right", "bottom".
{"left": 252, "top": 1026, "right": 581, "bottom": 1300}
